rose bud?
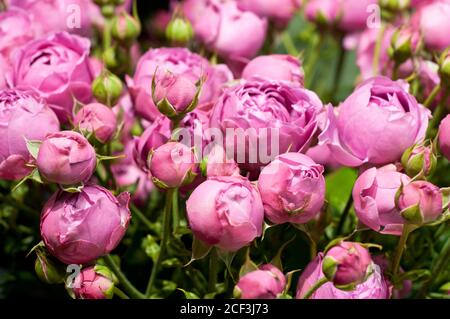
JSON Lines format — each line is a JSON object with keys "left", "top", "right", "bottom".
{"left": 92, "top": 70, "right": 123, "bottom": 106}
{"left": 36, "top": 131, "right": 97, "bottom": 185}
{"left": 322, "top": 242, "right": 372, "bottom": 289}
{"left": 242, "top": 54, "right": 304, "bottom": 84}
{"left": 74, "top": 103, "right": 117, "bottom": 144}
{"left": 305, "top": 0, "right": 340, "bottom": 26}
{"left": 72, "top": 266, "right": 116, "bottom": 299}
{"left": 152, "top": 71, "right": 200, "bottom": 119}
{"left": 40, "top": 185, "right": 131, "bottom": 264}
{"left": 186, "top": 176, "right": 264, "bottom": 252}
{"left": 380, "top": 0, "right": 411, "bottom": 12}
{"left": 401, "top": 142, "right": 436, "bottom": 178}
{"left": 353, "top": 164, "right": 411, "bottom": 236}
{"left": 0, "top": 89, "right": 60, "bottom": 180}
{"left": 237, "top": 0, "right": 301, "bottom": 27}
{"left": 165, "top": 16, "right": 194, "bottom": 43}
{"left": 201, "top": 144, "right": 240, "bottom": 178}
{"left": 10, "top": 32, "right": 94, "bottom": 122}
{"left": 389, "top": 27, "right": 421, "bottom": 65}
{"left": 234, "top": 264, "right": 286, "bottom": 299}
{"left": 337, "top": 0, "right": 378, "bottom": 33}
{"left": 111, "top": 11, "right": 141, "bottom": 44}
{"left": 34, "top": 250, "right": 66, "bottom": 284}
{"left": 397, "top": 181, "right": 443, "bottom": 225}
{"left": 439, "top": 114, "right": 450, "bottom": 161}
{"left": 149, "top": 142, "right": 198, "bottom": 189}
{"left": 319, "top": 76, "right": 430, "bottom": 167}
{"left": 296, "top": 254, "right": 391, "bottom": 299}
{"left": 258, "top": 153, "right": 325, "bottom": 225}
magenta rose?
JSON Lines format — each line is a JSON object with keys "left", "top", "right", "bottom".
{"left": 186, "top": 175, "right": 264, "bottom": 252}
{"left": 186, "top": 0, "right": 267, "bottom": 60}
{"left": 235, "top": 264, "right": 286, "bottom": 299}
{"left": 0, "top": 55, "right": 8, "bottom": 89}
{"left": 337, "top": 0, "right": 378, "bottom": 32}
{"left": 319, "top": 76, "right": 429, "bottom": 167}
{"left": 72, "top": 266, "right": 115, "bottom": 299}
{"left": 36, "top": 131, "right": 96, "bottom": 185}
{"left": 242, "top": 55, "right": 304, "bottom": 84}
{"left": 296, "top": 253, "right": 391, "bottom": 299}
{"left": 353, "top": 165, "right": 411, "bottom": 236}
{"left": 74, "top": 103, "right": 117, "bottom": 143}
{"left": 10, "top": 32, "right": 94, "bottom": 122}
{"left": 40, "top": 185, "right": 131, "bottom": 264}
{"left": 258, "top": 153, "right": 325, "bottom": 225}
{"left": 126, "top": 47, "right": 233, "bottom": 121}
{"left": 237, "top": 0, "right": 301, "bottom": 26}
{"left": 210, "top": 78, "right": 324, "bottom": 172}
{"left": 0, "top": 89, "right": 60, "bottom": 180}
{"left": 439, "top": 115, "right": 450, "bottom": 161}
{"left": 202, "top": 144, "right": 240, "bottom": 178}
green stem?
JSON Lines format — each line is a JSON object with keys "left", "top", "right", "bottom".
{"left": 172, "top": 189, "right": 179, "bottom": 232}
{"left": 305, "top": 33, "right": 324, "bottom": 89}
{"left": 426, "top": 89, "right": 448, "bottom": 139}
{"left": 208, "top": 248, "right": 219, "bottom": 293}
{"left": 391, "top": 226, "right": 411, "bottom": 279}
{"left": 302, "top": 277, "right": 328, "bottom": 299}
{"left": 145, "top": 189, "right": 173, "bottom": 297}
{"left": 331, "top": 37, "right": 346, "bottom": 97}
{"left": 103, "top": 18, "right": 112, "bottom": 53}
{"left": 281, "top": 32, "right": 299, "bottom": 56}
{"left": 130, "top": 203, "right": 158, "bottom": 234}
{"left": 373, "top": 24, "right": 387, "bottom": 76}
{"left": 114, "top": 287, "right": 130, "bottom": 299}
{"left": 103, "top": 254, "right": 145, "bottom": 299}
{"left": 424, "top": 84, "right": 441, "bottom": 109}
{"left": 392, "top": 63, "right": 400, "bottom": 80}
{"left": 335, "top": 195, "right": 353, "bottom": 237}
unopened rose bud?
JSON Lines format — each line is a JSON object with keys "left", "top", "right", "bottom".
{"left": 111, "top": 11, "right": 141, "bottom": 44}
{"left": 74, "top": 103, "right": 117, "bottom": 144}
{"left": 380, "top": 0, "right": 411, "bottom": 12}
{"left": 322, "top": 242, "right": 372, "bottom": 290}
{"left": 152, "top": 71, "right": 201, "bottom": 119}
{"left": 101, "top": 4, "right": 115, "bottom": 18}
{"left": 389, "top": 27, "right": 420, "bottom": 64}
{"left": 35, "top": 251, "right": 65, "bottom": 284}
{"left": 149, "top": 142, "right": 198, "bottom": 189}
{"left": 401, "top": 142, "right": 436, "bottom": 178}
{"left": 72, "top": 266, "right": 116, "bottom": 299}
{"left": 92, "top": 70, "right": 123, "bottom": 106}
{"left": 235, "top": 264, "right": 286, "bottom": 299}
{"left": 165, "top": 17, "right": 193, "bottom": 43}
{"left": 305, "top": 0, "right": 340, "bottom": 26}
{"left": 397, "top": 181, "right": 443, "bottom": 225}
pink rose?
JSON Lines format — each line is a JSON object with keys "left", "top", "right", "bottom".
{"left": 10, "top": 32, "right": 94, "bottom": 122}
{"left": 337, "top": 0, "right": 378, "bottom": 32}
{"left": 237, "top": 0, "right": 301, "bottom": 26}
{"left": 36, "top": 131, "right": 97, "bottom": 185}
{"left": 439, "top": 114, "right": 450, "bottom": 161}
{"left": 0, "top": 89, "right": 60, "bottom": 180}
{"left": 40, "top": 185, "right": 131, "bottom": 264}
{"left": 74, "top": 103, "right": 117, "bottom": 143}
{"left": 203, "top": 144, "right": 240, "bottom": 178}
{"left": 0, "top": 8, "right": 35, "bottom": 61}
{"left": 242, "top": 55, "right": 304, "bottom": 84}
{"left": 72, "top": 266, "right": 115, "bottom": 299}
{"left": 186, "top": 175, "right": 264, "bottom": 251}
{"left": 235, "top": 264, "right": 286, "bottom": 299}
{"left": 319, "top": 76, "right": 429, "bottom": 167}
{"left": 353, "top": 165, "right": 411, "bottom": 236}
{"left": 305, "top": 0, "right": 340, "bottom": 25}
{"left": 126, "top": 47, "right": 233, "bottom": 121}
{"left": 296, "top": 253, "right": 391, "bottom": 299}
{"left": 258, "top": 153, "right": 325, "bottom": 225}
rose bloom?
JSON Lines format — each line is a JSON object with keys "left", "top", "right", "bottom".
{"left": 237, "top": 0, "right": 301, "bottom": 26}
{"left": 353, "top": 165, "right": 411, "bottom": 236}
{"left": 72, "top": 267, "right": 114, "bottom": 300}
{"left": 0, "top": 89, "right": 60, "bottom": 180}
{"left": 296, "top": 253, "right": 391, "bottom": 299}
{"left": 242, "top": 54, "right": 304, "bottom": 84}
{"left": 10, "top": 32, "right": 94, "bottom": 122}
{"left": 235, "top": 264, "right": 286, "bottom": 299}
{"left": 74, "top": 103, "right": 117, "bottom": 143}
{"left": 319, "top": 76, "right": 429, "bottom": 167}
{"left": 439, "top": 114, "right": 450, "bottom": 161}
{"left": 126, "top": 47, "right": 233, "bottom": 121}
{"left": 40, "top": 185, "right": 131, "bottom": 264}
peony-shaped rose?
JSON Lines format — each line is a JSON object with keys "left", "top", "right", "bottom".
{"left": 10, "top": 32, "right": 94, "bottom": 122}
{"left": 439, "top": 114, "right": 450, "bottom": 161}
{"left": 237, "top": 0, "right": 301, "bottom": 26}
{"left": 337, "top": 0, "right": 378, "bottom": 32}
{"left": 186, "top": 175, "right": 264, "bottom": 251}
{"left": 319, "top": 76, "right": 429, "bottom": 167}
{"left": 186, "top": 0, "right": 267, "bottom": 60}
{"left": 258, "top": 153, "right": 325, "bottom": 225}
{"left": 126, "top": 47, "right": 233, "bottom": 121}
{"left": 74, "top": 103, "right": 117, "bottom": 143}
{"left": 242, "top": 55, "right": 304, "bottom": 84}
{"left": 36, "top": 131, "right": 96, "bottom": 185}
{"left": 72, "top": 266, "right": 115, "bottom": 299}
{"left": 352, "top": 165, "right": 411, "bottom": 236}
{"left": 210, "top": 78, "right": 324, "bottom": 172}
{"left": 296, "top": 253, "right": 391, "bottom": 299}
{"left": 202, "top": 144, "right": 240, "bottom": 178}
{"left": 0, "top": 89, "right": 60, "bottom": 180}
{"left": 235, "top": 264, "right": 286, "bottom": 299}
{"left": 40, "top": 185, "right": 131, "bottom": 264}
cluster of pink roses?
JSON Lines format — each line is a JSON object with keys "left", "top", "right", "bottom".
{"left": 1, "top": 0, "right": 449, "bottom": 300}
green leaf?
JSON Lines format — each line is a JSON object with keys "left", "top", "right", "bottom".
{"left": 270, "top": 235, "right": 296, "bottom": 272}
{"left": 185, "top": 236, "right": 212, "bottom": 266}
{"left": 396, "top": 269, "right": 431, "bottom": 284}
{"left": 177, "top": 288, "right": 200, "bottom": 299}
{"left": 60, "top": 183, "right": 84, "bottom": 193}
{"left": 25, "top": 139, "right": 42, "bottom": 159}
{"left": 141, "top": 234, "right": 160, "bottom": 263}
{"left": 325, "top": 168, "right": 358, "bottom": 213}
{"left": 239, "top": 248, "right": 258, "bottom": 278}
